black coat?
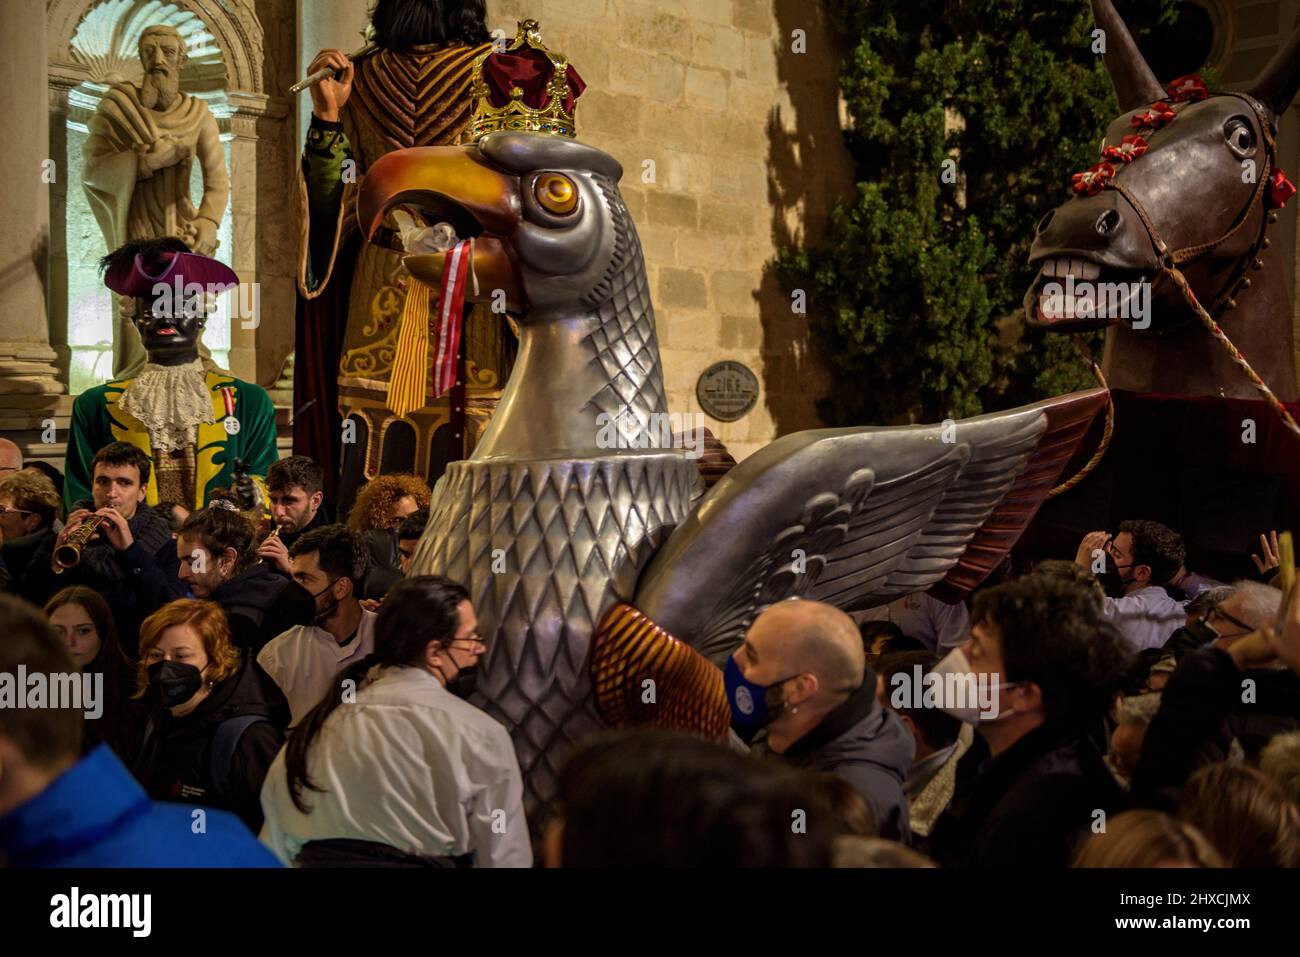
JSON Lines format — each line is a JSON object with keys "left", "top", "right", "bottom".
{"left": 82, "top": 653, "right": 148, "bottom": 767}
{"left": 1, "top": 525, "right": 55, "bottom": 585}
{"left": 210, "top": 564, "right": 315, "bottom": 654}
{"left": 928, "top": 723, "right": 1125, "bottom": 867}
{"left": 21, "top": 505, "right": 172, "bottom": 655}
{"left": 361, "top": 528, "right": 403, "bottom": 599}
{"left": 754, "top": 681, "right": 915, "bottom": 842}
{"left": 132, "top": 654, "right": 287, "bottom": 833}
{"left": 1131, "top": 647, "right": 1300, "bottom": 812}
{"left": 277, "top": 508, "right": 330, "bottom": 561}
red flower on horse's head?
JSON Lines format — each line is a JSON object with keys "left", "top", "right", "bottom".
{"left": 1167, "top": 74, "right": 1209, "bottom": 103}
{"left": 1269, "top": 169, "right": 1297, "bottom": 209}
{"left": 1103, "top": 134, "right": 1149, "bottom": 164}
{"left": 1072, "top": 161, "right": 1116, "bottom": 196}
{"left": 1132, "top": 101, "right": 1176, "bottom": 129}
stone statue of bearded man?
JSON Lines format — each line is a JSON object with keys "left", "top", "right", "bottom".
{"left": 83, "top": 23, "right": 230, "bottom": 378}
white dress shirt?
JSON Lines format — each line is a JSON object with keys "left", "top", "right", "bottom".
{"left": 1103, "top": 585, "right": 1187, "bottom": 651}
{"left": 258, "top": 664, "right": 532, "bottom": 868}
{"left": 857, "top": 592, "right": 972, "bottom": 653}
{"left": 257, "top": 609, "right": 377, "bottom": 726}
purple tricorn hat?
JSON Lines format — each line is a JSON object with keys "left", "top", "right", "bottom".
{"left": 103, "top": 250, "right": 239, "bottom": 298}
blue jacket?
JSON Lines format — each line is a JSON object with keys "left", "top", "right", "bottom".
{"left": 0, "top": 744, "right": 281, "bottom": 868}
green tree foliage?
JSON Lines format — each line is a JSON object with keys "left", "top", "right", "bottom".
{"left": 778, "top": 0, "right": 1177, "bottom": 425}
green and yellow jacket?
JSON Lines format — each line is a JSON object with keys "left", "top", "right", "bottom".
{"left": 65, "top": 370, "right": 278, "bottom": 512}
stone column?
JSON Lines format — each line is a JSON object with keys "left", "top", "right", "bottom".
{"left": 296, "top": 0, "right": 371, "bottom": 149}
{"left": 46, "top": 76, "right": 78, "bottom": 380}
{"left": 226, "top": 91, "right": 291, "bottom": 383}
{"left": 0, "top": 0, "right": 63, "bottom": 399}
{"left": 0, "top": 0, "right": 70, "bottom": 473}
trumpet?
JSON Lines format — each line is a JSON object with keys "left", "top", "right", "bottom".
{"left": 54, "top": 515, "right": 108, "bottom": 569}
{"left": 256, "top": 524, "right": 281, "bottom": 564}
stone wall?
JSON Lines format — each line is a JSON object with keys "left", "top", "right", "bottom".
{"left": 485, "top": 0, "right": 850, "bottom": 459}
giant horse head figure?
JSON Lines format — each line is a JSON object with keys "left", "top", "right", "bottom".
{"left": 1025, "top": 0, "right": 1300, "bottom": 401}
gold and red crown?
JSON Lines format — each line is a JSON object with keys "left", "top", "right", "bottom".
{"left": 464, "top": 19, "right": 586, "bottom": 141}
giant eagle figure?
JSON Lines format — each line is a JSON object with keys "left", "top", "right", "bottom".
{"left": 356, "top": 21, "right": 1106, "bottom": 811}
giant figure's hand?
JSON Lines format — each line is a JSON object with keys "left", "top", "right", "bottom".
{"left": 307, "top": 49, "right": 354, "bottom": 123}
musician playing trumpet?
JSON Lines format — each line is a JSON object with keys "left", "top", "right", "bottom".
{"left": 23, "top": 443, "right": 171, "bottom": 655}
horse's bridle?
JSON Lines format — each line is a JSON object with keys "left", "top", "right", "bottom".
{"left": 1103, "top": 92, "right": 1278, "bottom": 323}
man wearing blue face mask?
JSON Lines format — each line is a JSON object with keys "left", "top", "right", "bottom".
{"left": 729, "top": 599, "right": 915, "bottom": 842}
{"left": 926, "top": 576, "right": 1130, "bottom": 867}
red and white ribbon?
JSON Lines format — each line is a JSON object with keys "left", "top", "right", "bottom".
{"left": 431, "top": 240, "right": 472, "bottom": 398}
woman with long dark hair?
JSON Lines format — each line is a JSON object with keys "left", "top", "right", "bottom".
{"left": 259, "top": 575, "right": 531, "bottom": 867}
{"left": 44, "top": 586, "right": 144, "bottom": 763}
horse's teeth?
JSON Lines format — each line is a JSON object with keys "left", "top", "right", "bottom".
{"left": 1042, "top": 257, "right": 1100, "bottom": 281}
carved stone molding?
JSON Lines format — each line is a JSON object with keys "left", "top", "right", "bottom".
{"left": 48, "top": 0, "right": 264, "bottom": 95}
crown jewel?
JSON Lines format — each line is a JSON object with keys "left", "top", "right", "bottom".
{"left": 464, "top": 20, "right": 585, "bottom": 142}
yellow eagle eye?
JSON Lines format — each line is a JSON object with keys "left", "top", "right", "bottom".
{"left": 535, "top": 173, "right": 578, "bottom": 215}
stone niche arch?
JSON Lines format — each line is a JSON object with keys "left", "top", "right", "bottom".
{"left": 48, "top": 0, "right": 265, "bottom": 94}
{"left": 46, "top": 0, "right": 295, "bottom": 400}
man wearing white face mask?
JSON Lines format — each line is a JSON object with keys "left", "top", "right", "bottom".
{"left": 926, "top": 576, "right": 1130, "bottom": 867}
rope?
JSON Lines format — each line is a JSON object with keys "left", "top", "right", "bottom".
{"left": 1047, "top": 335, "right": 1114, "bottom": 497}
{"left": 1164, "top": 265, "right": 1300, "bottom": 441}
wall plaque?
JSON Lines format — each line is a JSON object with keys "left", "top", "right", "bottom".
{"left": 696, "top": 360, "right": 759, "bottom": 422}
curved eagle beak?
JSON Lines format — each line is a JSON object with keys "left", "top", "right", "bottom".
{"left": 356, "top": 145, "right": 525, "bottom": 310}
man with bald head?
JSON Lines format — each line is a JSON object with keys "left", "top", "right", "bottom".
{"left": 727, "top": 599, "right": 914, "bottom": 840}
{"left": 0, "top": 438, "right": 21, "bottom": 477}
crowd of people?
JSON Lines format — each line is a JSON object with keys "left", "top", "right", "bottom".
{"left": 2, "top": 432, "right": 1299, "bottom": 868}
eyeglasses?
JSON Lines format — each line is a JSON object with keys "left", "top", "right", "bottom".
{"left": 0, "top": 505, "right": 34, "bottom": 517}
{"left": 1207, "top": 605, "right": 1253, "bottom": 635}
{"left": 446, "top": 635, "right": 486, "bottom": 654}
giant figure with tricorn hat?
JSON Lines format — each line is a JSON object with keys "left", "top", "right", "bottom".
{"left": 63, "top": 239, "right": 279, "bottom": 513}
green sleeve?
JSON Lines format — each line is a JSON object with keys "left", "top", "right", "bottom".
{"left": 302, "top": 116, "right": 354, "bottom": 291}
{"left": 64, "top": 390, "right": 106, "bottom": 511}
{"left": 238, "top": 382, "right": 280, "bottom": 478}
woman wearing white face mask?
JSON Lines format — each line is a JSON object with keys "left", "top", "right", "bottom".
{"left": 924, "top": 576, "right": 1131, "bottom": 867}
